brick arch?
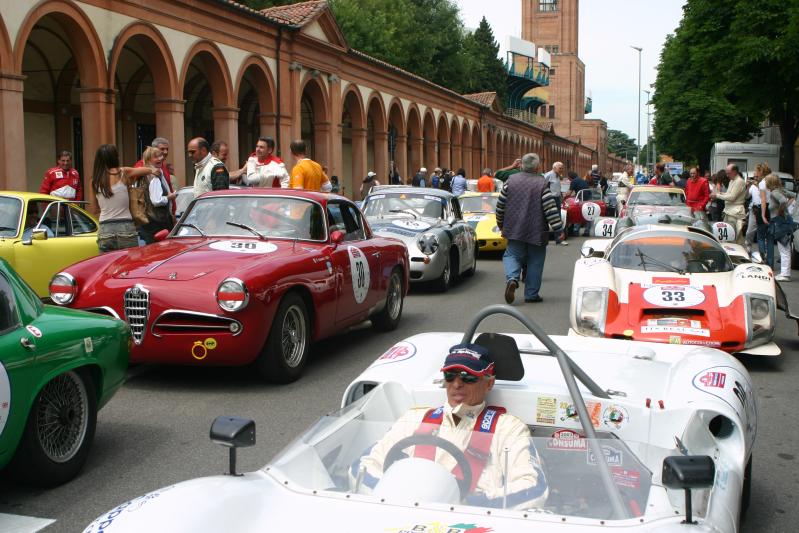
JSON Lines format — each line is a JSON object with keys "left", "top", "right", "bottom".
{"left": 386, "top": 97, "right": 405, "bottom": 135}
{"left": 471, "top": 123, "right": 481, "bottom": 175}
{"left": 0, "top": 14, "right": 11, "bottom": 71}
{"left": 15, "top": 0, "right": 106, "bottom": 88}
{"left": 437, "top": 114, "right": 450, "bottom": 169}
{"left": 341, "top": 83, "right": 366, "bottom": 129}
{"left": 460, "top": 120, "right": 472, "bottom": 177}
{"left": 449, "top": 116, "right": 460, "bottom": 171}
{"left": 406, "top": 104, "right": 422, "bottom": 173}
{"left": 366, "top": 91, "right": 386, "bottom": 132}
{"left": 180, "top": 40, "right": 234, "bottom": 108}
{"left": 108, "top": 22, "right": 179, "bottom": 100}
{"left": 234, "top": 55, "right": 277, "bottom": 116}
{"left": 422, "top": 109, "right": 436, "bottom": 169}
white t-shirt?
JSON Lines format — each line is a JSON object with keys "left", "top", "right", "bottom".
{"left": 758, "top": 179, "right": 771, "bottom": 205}
{"left": 749, "top": 184, "right": 761, "bottom": 206}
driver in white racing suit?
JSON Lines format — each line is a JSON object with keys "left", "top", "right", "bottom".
{"left": 351, "top": 343, "right": 548, "bottom": 509}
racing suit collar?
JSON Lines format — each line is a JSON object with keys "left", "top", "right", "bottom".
{"left": 195, "top": 153, "right": 212, "bottom": 170}
{"left": 444, "top": 401, "right": 486, "bottom": 425}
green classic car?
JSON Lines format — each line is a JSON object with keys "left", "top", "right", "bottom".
{"left": 0, "top": 258, "right": 129, "bottom": 487}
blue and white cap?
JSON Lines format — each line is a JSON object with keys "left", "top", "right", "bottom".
{"left": 441, "top": 343, "right": 495, "bottom": 376}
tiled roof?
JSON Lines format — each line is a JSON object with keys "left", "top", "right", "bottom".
{"left": 260, "top": 0, "right": 327, "bottom": 27}
{"left": 463, "top": 92, "right": 497, "bottom": 108}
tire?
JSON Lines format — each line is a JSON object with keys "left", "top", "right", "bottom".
{"left": 463, "top": 245, "right": 477, "bottom": 278}
{"left": 372, "top": 269, "right": 404, "bottom": 331}
{"left": 740, "top": 456, "right": 752, "bottom": 520}
{"left": 257, "top": 292, "right": 311, "bottom": 383}
{"left": 8, "top": 370, "right": 97, "bottom": 487}
{"left": 432, "top": 253, "right": 452, "bottom": 292}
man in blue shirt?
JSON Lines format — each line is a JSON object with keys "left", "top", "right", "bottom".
{"left": 451, "top": 168, "right": 468, "bottom": 196}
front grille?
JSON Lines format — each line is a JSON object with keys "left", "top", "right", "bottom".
{"left": 152, "top": 311, "right": 242, "bottom": 337}
{"left": 124, "top": 285, "right": 150, "bottom": 344}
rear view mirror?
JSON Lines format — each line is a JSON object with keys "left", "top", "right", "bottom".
{"left": 662, "top": 455, "right": 715, "bottom": 525}
{"left": 32, "top": 228, "right": 48, "bottom": 241}
{"left": 210, "top": 416, "right": 256, "bottom": 476}
{"left": 154, "top": 229, "right": 169, "bottom": 242}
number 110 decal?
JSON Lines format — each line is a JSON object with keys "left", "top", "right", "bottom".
{"left": 347, "top": 246, "right": 371, "bottom": 304}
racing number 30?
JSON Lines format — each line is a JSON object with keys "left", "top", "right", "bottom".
{"left": 355, "top": 261, "right": 366, "bottom": 290}
{"left": 661, "top": 290, "right": 685, "bottom": 302}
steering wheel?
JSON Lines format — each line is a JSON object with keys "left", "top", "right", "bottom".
{"left": 383, "top": 434, "right": 472, "bottom": 498}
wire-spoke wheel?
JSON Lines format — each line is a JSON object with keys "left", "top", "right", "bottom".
{"left": 8, "top": 370, "right": 97, "bottom": 487}
{"left": 372, "top": 269, "right": 404, "bottom": 331}
{"left": 259, "top": 292, "right": 311, "bottom": 383}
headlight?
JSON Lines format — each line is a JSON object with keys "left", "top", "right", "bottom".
{"left": 49, "top": 272, "right": 77, "bottom": 305}
{"left": 575, "top": 287, "right": 608, "bottom": 337}
{"left": 417, "top": 233, "right": 439, "bottom": 255}
{"left": 745, "top": 294, "right": 775, "bottom": 347}
{"left": 216, "top": 278, "right": 249, "bottom": 312}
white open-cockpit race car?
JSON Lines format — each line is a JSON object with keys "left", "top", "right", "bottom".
{"left": 83, "top": 305, "right": 755, "bottom": 532}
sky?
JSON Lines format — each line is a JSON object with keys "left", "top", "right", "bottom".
{"left": 457, "top": 0, "right": 687, "bottom": 144}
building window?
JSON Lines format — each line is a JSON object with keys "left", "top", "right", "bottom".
{"left": 544, "top": 45, "right": 559, "bottom": 54}
{"left": 540, "top": 106, "right": 546, "bottom": 117}
{"left": 549, "top": 105, "right": 556, "bottom": 119}
{"left": 549, "top": 68, "right": 556, "bottom": 76}
{"left": 539, "top": 0, "right": 558, "bottom": 12}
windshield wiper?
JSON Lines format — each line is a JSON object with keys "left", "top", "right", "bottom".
{"left": 226, "top": 221, "right": 266, "bottom": 240}
{"left": 635, "top": 247, "right": 685, "bottom": 275}
{"left": 177, "top": 222, "right": 206, "bottom": 237}
{"left": 389, "top": 209, "right": 419, "bottom": 219}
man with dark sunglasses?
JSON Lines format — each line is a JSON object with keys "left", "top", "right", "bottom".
{"left": 351, "top": 343, "right": 548, "bottom": 509}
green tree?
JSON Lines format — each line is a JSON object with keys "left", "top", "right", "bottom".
{"left": 238, "top": 0, "right": 297, "bottom": 8}
{"left": 652, "top": 0, "right": 799, "bottom": 172}
{"left": 607, "top": 129, "right": 637, "bottom": 158}
{"left": 461, "top": 17, "right": 508, "bottom": 102}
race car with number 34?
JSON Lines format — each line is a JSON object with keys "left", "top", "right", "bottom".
{"left": 572, "top": 223, "right": 779, "bottom": 356}
{"left": 49, "top": 189, "right": 409, "bottom": 382}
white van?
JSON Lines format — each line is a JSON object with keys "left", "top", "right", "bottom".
{"left": 710, "top": 142, "right": 779, "bottom": 175}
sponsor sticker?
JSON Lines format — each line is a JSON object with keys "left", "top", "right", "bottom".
{"left": 208, "top": 240, "right": 277, "bottom": 254}
{"left": 682, "top": 339, "right": 722, "bottom": 347}
{"left": 559, "top": 400, "right": 602, "bottom": 428}
{"left": 641, "top": 325, "right": 710, "bottom": 337}
{"left": 691, "top": 366, "right": 757, "bottom": 442}
{"left": 386, "top": 522, "right": 492, "bottom": 533}
{"left": 372, "top": 341, "right": 416, "bottom": 366}
{"left": 669, "top": 335, "right": 682, "bottom": 344}
{"left": 26, "top": 325, "right": 42, "bottom": 338}
{"left": 191, "top": 337, "right": 218, "bottom": 360}
{"left": 612, "top": 467, "right": 641, "bottom": 489}
{"left": 392, "top": 219, "right": 431, "bottom": 231}
{"left": 699, "top": 371, "right": 726, "bottom": 388}
{"left": 647, "top": 318, "right": 699, "bottom": 327}
{"left": 535, "top": 396, "right": 557, "bottom": 425}
{"left": 465, "top": 214, "right": 486, "bottom": 222}
{"left": 587, "top": 445, "right": 623, "bottom": 466}
{"left": 547, "top": 429, "right": 587, "bottom": 451}
{"left": 642, "top": 285, "right": 705, "bottom": 308}
{"left": 652, "top": 277, "right": 689, "bottom": 285}
{"left": 602, "top": 405, "right": 629, "bottom": 429}
{"left": 347, "top": 246, "right": 370, "bottom": 304}
{"left": 84, "top": 337, "right": 94, "bottom": 353}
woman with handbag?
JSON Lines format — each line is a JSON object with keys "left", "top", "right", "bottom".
{"left": 764, "top": 174, "right": 797, "bottom": 281}
{"left": 89, "top": 144, "right": 157, "bottom": 253}
{"left": 134, "top": 146, "right": 177, "bottom": 244}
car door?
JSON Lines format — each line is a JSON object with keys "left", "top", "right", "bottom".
{"left": 327, "top": 201, "right": 380, "bottom": 324}
{"left": 12, "top": 200, "right": 72, "bottom": 296}
{"left": 449, "top": 198, "right": 474, "bottom": 273}
{"left": 0, "top": 271, "right": 30, "bottom": 454}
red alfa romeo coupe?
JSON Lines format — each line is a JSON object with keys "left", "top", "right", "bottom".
{"left": 49, "top": 189, "right": 409, "bottom": 382}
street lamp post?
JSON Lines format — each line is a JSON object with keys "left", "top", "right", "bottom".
{"left": 631, "top": 46, "right": 642, "bottom": 171}
{"left": 644, "top": 89, "right": 651, "bottom": 173}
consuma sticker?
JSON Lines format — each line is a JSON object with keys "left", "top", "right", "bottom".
{"left": 642, "top": 285, "right": 704, "bottom": 308}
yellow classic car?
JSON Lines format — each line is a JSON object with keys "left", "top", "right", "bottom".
{"left": 459, "top": 192, "right": 507, "bottom": 252}
{"left": 0, "top": 191, "right": 99, "bottom": 297}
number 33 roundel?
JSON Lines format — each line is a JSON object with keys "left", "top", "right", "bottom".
{"left": 347, "top": 246, "right": 370, "bottom": 304}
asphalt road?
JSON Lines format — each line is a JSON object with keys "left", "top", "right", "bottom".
{"left": 1, "top": 238, "right": 797, "bottom": 532}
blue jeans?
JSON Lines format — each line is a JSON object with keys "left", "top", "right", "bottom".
{"left": 503, "top": 240, "right": 547, "bottom": 300}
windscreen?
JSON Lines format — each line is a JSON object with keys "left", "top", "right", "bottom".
{"left": 460, "top": 196, "right": 498, "bottom": 213}
{"left": 267, "top": 385, "right": 664, "bottom": 521}
{"left": 175, "top": 196, "right": 325, "bottom": 240}
{"left": 609, "top": 234, "right": 732, "bottom": 273}
{"left": 628, "top": 190, "right": 686, "bottom": 207}
{"left": 0, "top": 197, "right": 23, "bottom": 237}
{"left": 363, "top": 193, "right": 445, "bottom": 220}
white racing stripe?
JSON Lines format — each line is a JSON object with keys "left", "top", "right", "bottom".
{"left": 0, "top": 513, "right": 55, "bottom": 532}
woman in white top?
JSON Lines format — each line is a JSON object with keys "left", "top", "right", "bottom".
{"left": 89, "top": 144, "right": 156, "bottom": 252}
{"left": 134, "top": 146, "right": 177, "bottom": 243}
{"left": 746, "top": 163, "right": 768, "bottom": 256}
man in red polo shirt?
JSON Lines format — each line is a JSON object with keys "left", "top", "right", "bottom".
{"left": 684, "top": 166, "right": 710, "bottom": 214}
{"left": 40, "top": 151, "right": 83, "bottom": 201}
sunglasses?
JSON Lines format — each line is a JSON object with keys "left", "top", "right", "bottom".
{"left": 443, "top": 371, "right": 482, "bottom": 384}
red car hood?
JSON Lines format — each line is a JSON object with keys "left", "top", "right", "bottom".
{"left": 108, "top": 238, "right": 303, "bottom": 281}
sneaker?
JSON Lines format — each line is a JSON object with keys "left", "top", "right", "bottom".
{"left": 504, "top": 279, "right": 518, "bottom": 304}
{"left": 776, "top": 275, "right": 791, "bottom": 282}
{"left": 525, "top": 296, "right": 543, "bottom": 303}
{"left": 558, "top": 241, "right": 569, "bottom": 246}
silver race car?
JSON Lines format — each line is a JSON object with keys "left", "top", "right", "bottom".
{"left": 361, "top": 187, "right": 477, "bottom": 291}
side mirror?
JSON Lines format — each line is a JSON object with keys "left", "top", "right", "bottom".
{"left": 154, "top": 229, "right": 169, "bottom": 242}
{"left": 580, "top": 246, "right": 595, "bottom": 258}
{"left": 210, "top": 416, "right": 256, "bottom": 476}
{"left": 662, "top": 455, "right": 715, "bottom": 524}
{"left": 330, "top": 230, "right": 345, "bottom": 245}
{"left": 32, "top": 228, "right": 48, "bottom": 241}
